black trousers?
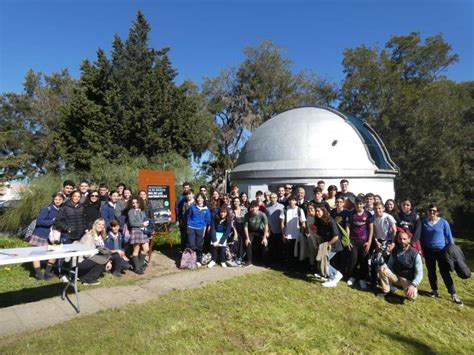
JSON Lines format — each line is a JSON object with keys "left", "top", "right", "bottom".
{"left": 246, "top": 231, "right": 269, "bottom": 265}
{"left": 179, "top": 224, "right": 187, "bottom": 251}
{"left": 211, "top": 246, "right": 226, "bottom": 263}
{"left": 268, "top": 232, "right": 283, "bottom": 264}
{"left": 78, "top": 259, "right": 105, "bottom": 283}
{"left": 347, "top": 239, "right": 369, "bottom": 280}
{"left": 423, "top": 246, "right": 456, "bottom": 294}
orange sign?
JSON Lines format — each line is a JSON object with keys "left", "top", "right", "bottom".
{"left": 138, "top": 170, "right": 176, "bottom": 223}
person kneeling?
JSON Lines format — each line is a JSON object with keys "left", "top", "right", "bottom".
{"left": 377, "top": 230, "right": 423, "bottom": 300}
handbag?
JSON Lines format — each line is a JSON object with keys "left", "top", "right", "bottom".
{"left": 48, "top": 227, "right": 61, "bottom": 244}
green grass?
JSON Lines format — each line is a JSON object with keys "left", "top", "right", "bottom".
{"left": 0, "top": 239, "right": 473, "bottom": 354}
{"left": 0, "top": 231, "right": 181, "bottom": 305}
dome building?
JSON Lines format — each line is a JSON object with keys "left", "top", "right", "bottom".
{"left": 230, "top": 106, "right": 399, "bottom": 200}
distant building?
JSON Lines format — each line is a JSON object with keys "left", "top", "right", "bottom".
{"left": 230, "top": 106, "right": 399, "bottom": 199}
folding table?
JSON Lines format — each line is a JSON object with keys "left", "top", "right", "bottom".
{"left": 0, "top": 244, "right": 98, "bottom": 313}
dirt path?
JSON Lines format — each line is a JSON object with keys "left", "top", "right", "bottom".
{"left": 0, "top": 251, "right": 266, "bottom": 338}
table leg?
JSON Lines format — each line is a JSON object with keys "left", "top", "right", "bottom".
{"left": 61, "top": 257, "right": 81, "bottom": 313}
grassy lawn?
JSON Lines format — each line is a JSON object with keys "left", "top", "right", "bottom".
{"left": 0, "top": 231, "right": 181, "bottom": 306}
{"left": 0, "top": 240, "right": 473, "bottom": 353}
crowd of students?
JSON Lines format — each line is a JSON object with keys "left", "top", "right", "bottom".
{"left": 176, "top": 179, "right": 464, "bottom": 305}
{"left": 27, "top": 178, "right": 464, "bottom": 305}
{"left": 28, "top": 180, "right": 154, "bottom": 285}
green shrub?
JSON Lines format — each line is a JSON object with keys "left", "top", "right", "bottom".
{"left": 0, "top": 236, "right": 29, "bottom": 248}
{"left": 0, "top": 154, "right": 206, "bottom": 233}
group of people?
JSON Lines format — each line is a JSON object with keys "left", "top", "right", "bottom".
{"left": 26, "top": 178, "right": 464, "bottom": 305}
{"left": 28, "top": 180, "right": 155, "bottom": 285}
{"left": 177, "top": 179, "right": 464, "bottom": 305}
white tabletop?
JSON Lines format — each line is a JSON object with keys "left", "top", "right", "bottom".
{"left": 0, "top": 244, "right": 98, "bottom": 266}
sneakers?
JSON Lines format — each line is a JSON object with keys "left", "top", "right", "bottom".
{"left": 196, "top": 262, "right": 202, "bottom": 268}
{"left": 321, "top": 271, "right": 343, "bottom": 288}
{"left": 59, "top": 275, "right": 69, "bottom": 283}
{"left": 35, "top": 272, "right": 44, "bottom": 280}
{"left": 429, "top": 290, "right": 440, "bottom": 298}
{"left": 82, "top": 280, "right": 101, "bottom": 286}
{"left": 451, "top": 294, "right": 463, "bottom": 305}
{"left": 359, "top": 280, "right": 368, "bottom": 290}
{"left": 113, "top": 271, "right": 123, "bottom": 278}
{"left": 347, "top": 277, "right": 356, "bottom": 287}
{"left": 225, "top": 260, "right": 239, "bottom": 267}
{"left": 322, "top": 280, "right": 338, "bottom": 287}
{"left": 207, "top": 260, "right": 216, "bottom": 268}
{"left": 314, "top": 273, "right": 329, "bottom": 282}
{"left": 220, "top": 262, "right": 227, "bottom": 268}
{"left": 376, "top": 292, "right": 388, "bottom": 297}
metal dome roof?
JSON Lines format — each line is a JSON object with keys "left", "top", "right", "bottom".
{"left": 231, "top": 106, "right": 398, "bottom": 180}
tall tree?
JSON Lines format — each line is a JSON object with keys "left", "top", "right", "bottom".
{"left": 0, "top": 69, "right": 75, "bottom": 181}
{"left": 203, "top": 40, "right": 337, "bottom": 188}
{"left": 60, "top": 11, "right": 215, "bottom": 170}
{"left": 238, "top": 40, "right": 337, "bottom": 124}
{"left": 340, "top": 32, "right": 471, "bottom": 219}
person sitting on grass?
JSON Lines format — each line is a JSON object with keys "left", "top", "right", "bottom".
{"left": 29, "top": 192, "right": 64, "bottom": 280}
{"left": 104, "top": 220, "right": 131, "bottom": 277}
{"left": 208, "top": 206, "right": 232, "bottom": 268}
{"left": 377, "top": 230, "right": 423, "bottom": 300}
{"left": 128, "top": 196, "right": 150, "bottom": 275}
{"left": 74, "top": 218, "right": 112, "bottom": 286}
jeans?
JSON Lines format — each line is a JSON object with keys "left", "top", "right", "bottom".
{"left": 187, "top": 227, "right": 206, "bottom": 262}
{"left": 328, "top": 251, "right": 339, "bottom": 279}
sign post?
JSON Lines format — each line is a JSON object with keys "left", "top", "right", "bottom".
{"left": 138, "top": 170, "right": 176, "bottom": 223}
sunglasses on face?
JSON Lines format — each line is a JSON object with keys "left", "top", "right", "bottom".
{"left": 429, "top": 209, "right": 438, "bottom": 213}
{"left": 91, "top": 195, "right": 99, "bottom": 198}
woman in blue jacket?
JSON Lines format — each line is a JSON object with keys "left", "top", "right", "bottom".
{"left": 420, "top": 203, "right": 462, "bottom": 305}
{"left": 29, "top": 192, "right": 64, "bottom": 280}
{"left": 208, "top": 206, "right": 233, "bottom": 268}
{"left": 187, "top": 192, "right": 211, "bottom": 266}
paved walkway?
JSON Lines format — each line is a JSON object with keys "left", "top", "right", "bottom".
{"left": 0, "top": 254, "right": 265, "bottom": 338}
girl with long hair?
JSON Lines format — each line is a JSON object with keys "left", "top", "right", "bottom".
{"left": 208, "top": 206, "right": 233, "bottom": 268}
{"left": 128, "top": 196, "right": 150, "bottom": 274}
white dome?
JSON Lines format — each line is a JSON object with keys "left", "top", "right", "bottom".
{"left": 231, "top": 106, "right": 398, "bottom": 180}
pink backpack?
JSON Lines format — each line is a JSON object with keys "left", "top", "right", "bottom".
{"left": 180, "top": 248, "right": 197, "bottom": 269}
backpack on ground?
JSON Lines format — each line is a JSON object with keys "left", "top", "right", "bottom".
{"left": 180, "top": 248, "right": 197, "bottom": 270}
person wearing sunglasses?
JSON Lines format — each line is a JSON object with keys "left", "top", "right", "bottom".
{"left": 420, "top": 203, "right": 462, "bottom": 305}
{"left": 84, "top": 190, "right": 101, "bottom": 230}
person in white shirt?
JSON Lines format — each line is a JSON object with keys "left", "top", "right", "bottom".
{"left": 370, "top": 201, "right": 397, "bottom": 288}
{"left": 280, "top": 195, "right": 306, "bottom": 267}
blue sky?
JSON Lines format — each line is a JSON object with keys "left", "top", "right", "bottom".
{"left": 0, "top": 0, "right": 473, "bottom": 93}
